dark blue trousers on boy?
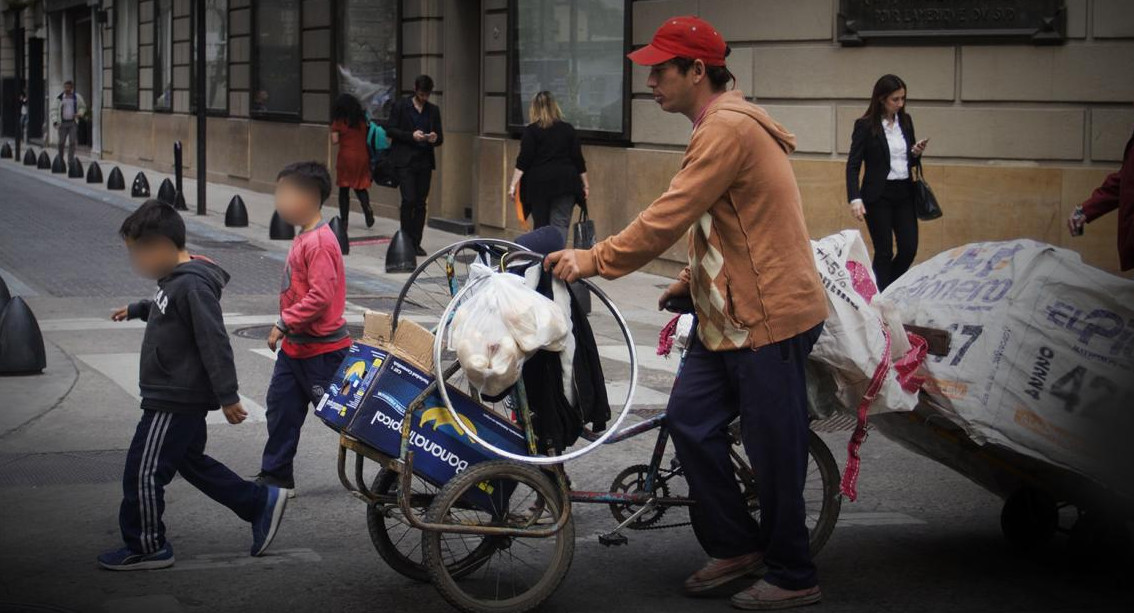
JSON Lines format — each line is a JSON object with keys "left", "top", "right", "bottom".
{"left": 261, "top": 348, "right": 347, "bottom": 482}
{"left": 666, "top": 323, "right": 824, "bottom": 591}
{"left": 121, "top": 410, "right": 264, "bottom": 554}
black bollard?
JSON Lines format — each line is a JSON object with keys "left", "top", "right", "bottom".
{"left": 173, "top": 189, "right": 188, "bottom": 211}
{"left": 106, "top": 166, "right": 126, "bottom": 190}
{"left": 51, "top": 153, "right": 67, "bottom": 173}
{"left": 0, "top": 142, "right": 11, "bottom": 159}
{"left": 37, "top": 150, "right": 51, "bottom": 169}
{"left": 23, "top": 148, "right": 37, "bottom": 166}
{"left": 0, "top": 296, "right": 47, "bottom": 375}
{"left": 225, "top": 195, "right": 249, "bottom": 227}
{"left": 0, "top": 275, "right": 10, "bottom": 312}
{"left": 157, "top": 178, "right": 176, "bottom": 205}
{"left": 329, "top": 216, "right": 350, "bottom": 255}
{"left": 68, "top": 156, "right": 84, "bottom": 178}
{"left": 131, "top": 172, "right": 151, "bottom": 198}
{"left": 86, "top": 161, "right": 104, "bottom": 184}
{"left": 269, "top": 211, "right": 295, "bottom": 240}
{"left": 385, "top": 230, "right": 417, "bottom": 273}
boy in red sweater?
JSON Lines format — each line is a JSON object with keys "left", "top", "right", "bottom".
{"left": 258, "top": 162, "right": 351, "bottom": 496}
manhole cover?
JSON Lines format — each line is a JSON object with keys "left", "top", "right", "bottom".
{"left": 233, "top": 324, "right": 366, "bottom": 340}
{"left": 0, "top": 450, "right": 126, "bottom": 488}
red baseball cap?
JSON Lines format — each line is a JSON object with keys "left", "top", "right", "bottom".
{"left": 628, "top": 16, "right": 728, "bottom": 67}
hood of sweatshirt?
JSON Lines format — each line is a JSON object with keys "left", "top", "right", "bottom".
{"left": 160, "top": 256, "right": 230, "bottom": 297}
{"left": 705, "top": 90, "right": 797, "bottom": 155}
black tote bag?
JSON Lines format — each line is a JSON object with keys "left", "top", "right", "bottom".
{"left": 913, "top": 160, "right": 942, "bottom": 221}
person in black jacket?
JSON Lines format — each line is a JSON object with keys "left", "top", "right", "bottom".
{"left": 385, "top": 74, "right": 443, "bottom": 256}
{"left": 507, "top": 91, "right": 589, "bottom": 238}
{"left": 98, "top": 201, "right": 289, "bottom": 571}
{"left": 846, "top": 74, "right": 929, "bottom": 290}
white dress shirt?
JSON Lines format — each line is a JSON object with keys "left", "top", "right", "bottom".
{"left": 883, "top": 116, "right": 910, "bottom": 181}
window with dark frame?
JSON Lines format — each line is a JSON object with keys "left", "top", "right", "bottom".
{"left": 338, "top": 0, "right": 399, "bottom": 121}
{"left": 191, "top": 0, "right": 230, "bottom": 114}
{"left": 509, "top": 0, "right": 629, "bottom": 140}
{"left": 113, "top": 0, "right": 140, "bottom": 108}
{"left": 252, "top": 0, "right": 302, "bottom": 118}
{"left": 153, "top": 0, "right": 173, "bottom": 110}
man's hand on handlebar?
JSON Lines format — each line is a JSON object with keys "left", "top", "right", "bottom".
{"left": 658, "top": 281, "right": 691, "bottom": 311}
{"left": 544, "top": 250, "right": 583, "bottom": 283}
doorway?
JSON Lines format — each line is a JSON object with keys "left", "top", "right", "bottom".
{"left": 73, "top": 11, "right": 94, "bottom": 146}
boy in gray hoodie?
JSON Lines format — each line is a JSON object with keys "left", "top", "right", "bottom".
{"left": 98, "top": 201, "right": 288, "bottom": 571}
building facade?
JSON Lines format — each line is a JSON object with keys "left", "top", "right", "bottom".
{"left": 3, "top": 0, "right": 1133, "bottom": 274}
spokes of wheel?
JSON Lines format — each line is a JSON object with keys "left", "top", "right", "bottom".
{"left": 392, "top": 240, "right": 523, "bottom": 334}
{"left": 423, "top": 461, "right": 574, "bottom": 613}
{"left": 366, "top": 468, "right": 496, "bottom": 582}
{"left": 732, "top": 430, "right": 842, "bottom": 556}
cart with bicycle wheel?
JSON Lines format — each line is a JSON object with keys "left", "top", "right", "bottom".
{"left": 332, "top": 239, "right": 843, "bottom": 613}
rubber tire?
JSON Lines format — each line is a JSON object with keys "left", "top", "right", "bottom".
{"left": 1000, "top": 488, "right": 1058, "bottom": 551}
{"left": 366, "top": 468, "right": 495, "bottom": 582}
{"left": 422, "top": 461, "right": 575, "bottom": 613}
{"left": 803, "top": 430, "right": 842, "bottom": 556}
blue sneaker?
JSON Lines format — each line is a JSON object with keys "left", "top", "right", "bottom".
{"left": 251, "top": 485, "right": 288, "bottom": 557}
{"left": 98, "top": 542, "right": 175, "bottom": 571}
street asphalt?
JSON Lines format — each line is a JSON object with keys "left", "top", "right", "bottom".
{"left": 0, "top": 161, "right": 1131, "bottom": 613}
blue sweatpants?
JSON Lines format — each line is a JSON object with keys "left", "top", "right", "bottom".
{"left": 120, "top": 410, "right": 265, "bottom": 554}
{"left": 666, "top": 323, "right": 824, "bottom": 591}
{"left": 261, "top": 348, "right": 347, "bottom": 482}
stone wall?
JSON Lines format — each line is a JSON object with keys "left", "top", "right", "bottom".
{"left": 475, "top": 0, "right": 1134, "bottom": 275}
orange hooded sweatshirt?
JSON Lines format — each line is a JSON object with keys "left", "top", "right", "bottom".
{"left": 573, "top": 90, "right": 827, "bottom": 351}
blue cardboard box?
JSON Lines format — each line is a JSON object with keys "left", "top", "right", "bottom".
{"left": 314, "top": 342, "right": 389, "bottom": 432}
{"left": 345, "top": 355, "right": 529, "bottom": 511}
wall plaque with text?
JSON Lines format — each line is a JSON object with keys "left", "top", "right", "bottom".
{"left": 839, "top": 0, "right": 1065, "bottom": 45}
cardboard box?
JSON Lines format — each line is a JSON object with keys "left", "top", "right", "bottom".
{"left": 314, "top": 343, "right": 389, "bottom": 431}
{"left": 334, "top": 312, "right": 530, "bottom": 510}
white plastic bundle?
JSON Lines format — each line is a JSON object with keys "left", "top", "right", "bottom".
{"left": 448, "top": 264, "right": 570, "bottom": 396}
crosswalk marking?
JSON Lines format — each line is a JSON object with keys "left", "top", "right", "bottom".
{"left": 597, "top": 344, "right": 681, "bottom": 374}
{"left": 167, "top": 547, "right": 322, "bottom": 571}
{"left": 76, "top": 353, "right": 267, "bottom": 424}
{"left": 835, "top": 512, "right": 927, "bottom": 527}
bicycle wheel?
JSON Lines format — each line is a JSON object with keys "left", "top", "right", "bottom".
{"left": 423, "top": 461, "right": 575, "bottom": 613}
{"left": 392, "top": 239, "right": 524, "bottom": 334}
{"left": 731, "top": 428, "right": 842, "bottom": 556}
{"left": 366, "top": 468, "right": 496, "bottom": 582}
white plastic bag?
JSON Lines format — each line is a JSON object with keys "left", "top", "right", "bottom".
{"left": 810, "top": 230, "right": 924, "bottom": 415}
{"left": 448, "top": 264, "right": 570, "bottom": 397}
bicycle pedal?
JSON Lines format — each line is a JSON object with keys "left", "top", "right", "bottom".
{"left": 598, "top": 532, "right": 629, "bottom": 547}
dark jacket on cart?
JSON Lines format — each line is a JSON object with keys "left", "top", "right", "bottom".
{"left": 523, "top": 272, "right": 610, "bottom": 452}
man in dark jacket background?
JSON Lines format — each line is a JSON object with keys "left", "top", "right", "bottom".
{"left": 1069, "top": 127, "right": 1134, "bottom": 272}
{"left": 385, "top": 74, "right": 443, "bottom": 256}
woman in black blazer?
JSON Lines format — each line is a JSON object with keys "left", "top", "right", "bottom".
{"left": 846, "top": 74, "right": 929, "bottom": 290}
{"left": 385, "top": 74, "right": 444, "bottom": 256}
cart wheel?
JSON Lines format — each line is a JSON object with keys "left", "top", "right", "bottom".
{"left": 423, "top": 461, "right": 574, "bottom": 613}
{"left": 366, "top": 468, "right": 496, "bottom": 582}
{"left": 608, "top": 464, "right": 672, "bottom": 528}
{"left": 392, "top": 238, "right": 524, "bottom": 333}
{"left": 1000, "top": 488, "right": 1058, "bottom": 550}
{"left": 731, "top": 428, "right": 842, "bottom": 556}
{"left": 1067, "top": 509, "right": 1132, "bottom": 563}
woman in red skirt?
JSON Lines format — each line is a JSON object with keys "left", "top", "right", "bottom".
{"left": 331, "top": 94, "right": 375, "bottom": 229}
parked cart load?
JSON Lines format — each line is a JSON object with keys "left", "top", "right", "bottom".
{"left": 881, "top": 239, "right": 1134, "bottom": 499}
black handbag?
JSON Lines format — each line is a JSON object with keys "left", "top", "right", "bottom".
{"left": 572, "top": 203, "right": 595, "bottom": 248}
{"left": 370, "top": 150, "right": 399, "bottom": 189}
{"left": 912, "top": 161, "right": 942, "bottom": 221}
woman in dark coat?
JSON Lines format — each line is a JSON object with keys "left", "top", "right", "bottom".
{"left": 846, "top": 74, "right": 929, "bottom": 290}
{"left": 508, "top": 91, "right": 589, "bottom": 239}
{"left": 330, "top": 94, "right": 375, "bottom": 229}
